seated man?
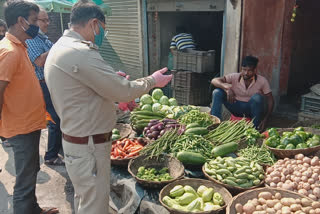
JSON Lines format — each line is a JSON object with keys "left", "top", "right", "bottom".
{"left": 211, "top": 56, "right": 274, "bottom": 130}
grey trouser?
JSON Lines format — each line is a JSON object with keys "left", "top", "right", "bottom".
{"left": 63, "top": 136, "right": 111, "bottom": 214}
{"left": 8, "top": 130, "right": 42, "bottom": 214}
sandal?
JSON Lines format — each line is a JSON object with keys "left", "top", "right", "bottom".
{"left": 44, "top": 157, "right": 65, "bottom": 166}
{"left": 40, "top": 207, "right": 59, "bottom": 214}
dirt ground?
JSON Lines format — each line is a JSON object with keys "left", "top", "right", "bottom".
{"left": 0, "top": 116, "right": 297, "bottom": 214}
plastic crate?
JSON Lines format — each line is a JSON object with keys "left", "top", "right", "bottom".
{"left": 173, "top": 87, "right": 210, "bottom": 106}
{"left": 301, "top": 92, "right": 320, "bottom": 114}
{"left": 171, "top": 71, "right": 211, "bottom": 89}
{"left": 172, "top": 49, "right": 215, "bottom": 73}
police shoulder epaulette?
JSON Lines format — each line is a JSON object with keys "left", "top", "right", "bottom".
{"left": 81, "top": 40, "right": 99, "bottom": 50}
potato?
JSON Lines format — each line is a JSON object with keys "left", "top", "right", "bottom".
{"left": 303, "top": 157, "right": 312, "bottom": 164}
{"left": 291, "top": 204, "right": 302, "bottom": 212}
{"left": 303, "top": 183, "right": 311, "bottom": 191}
{"left": 258, "top": 198, "right": 267, "bottom": 205}
{"left": 301, "top": 198, "right": 312, "bottom": 207}
{"left": 311, "top": 157, "right": 319, "bottom": 166}
{"left": 252, "top": 211, "right": 266, "bottom": 214}
{"left": 270, "top": 171, "right": 281, "bottom": 177}
{"left": 298, "top": 189, "right": 308, "bottom": 196}
{"left": 315, "top": 208, "right": 320, "bottom": 214}
{"left": 312, "top": 173, "right": 319, "bottom": 181}
{"left": 309, "top": 194, "right": 318, "bottom": 201}
{"left": 296, "top": 198, "right": 301, "bottom": 204}
{"left": 272, "top": 177, "right": 280, "bottom": 183}
{"left": 265, "top": 177, "right": 272, "bottom": 184}
{"left": 281, "top": 206, "right": 291, "bottom": 214}
{"left": 302, "top": 176, "right": 309, "bottom": 182}
{"left": 243, "top": 203, "right": 256, "bottom": 214}
{"left": 312, "top": 202, "right": 320, "bottom": 209}
{"left": 258, "top": 192, "right": 273, "bottom": 200}
{"left": 235, "top": 203, "right": 243, "bottom": 213}
{"left": 310, "top": 209, "right": 316, "bottom": 214}
{"left": 274, "top": 193, "right": 282, "bottom": 200}
{"left": 266, "top": 200, "right": 277, "bottom": 208}
{"left": 270, "top": 182, "right": 277, "bottom": 188}
{"left": 256, "top": 205, "right": 263, "bottom": 211}
{"left": 265, "top": 208, "right": 276, "bottom": 214}
{"left": 313, "top": 187, "right": 320, "bottom": 198}
{"left": 302, "top": 206, "right": 312, "bottom": 213}
{"left": 295, "top": 154, "right": 304, "bottom": 160}
{"left": 274, "top": 202, "right": 282, "bottom": 210}
{"left": 281, "top": 198, "right": 296, "bottom": 206}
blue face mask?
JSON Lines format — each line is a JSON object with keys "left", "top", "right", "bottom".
{"left": 93, "top": 23, "right": 104, "bottom": 47}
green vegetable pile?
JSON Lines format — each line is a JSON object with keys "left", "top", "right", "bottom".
{"left": 172, "top": 135, "right": 214, "bottom": 161}
{"left": 140, "top": 129, "right": 180, "bottom": 159}
{"left": 162, "top": 185, "right": 224, "bottom": 212}
{"left": 111, "top": 128, "right": 121, "bottom": 141}
{"left": 238, "top": 145, "right": 276, "bottom": 166}
{"left": 265, "top": 127, "right": 320, "bottom": 149}
{"left": 311, "top": 124, "right": 320, "bottom": 129}
{"left": 137, "top": 166, "right": 172, "bottom": 181}
{"left": 179, "top": 110, "right": 215, "bottom": 128}
{"left": 244, "top": 128, "right": 264, "bottom": 145}
{"left": 205, "top": 119, "right": 255, "bottom": 146}
{"left": 204, "top": 156, "right": 265, "bottom": 188}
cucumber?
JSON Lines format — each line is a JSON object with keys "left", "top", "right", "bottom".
{"left": 177, "top": 151, "right": 206, "bottom": 165}
{"left": 186, "top": 123, "right": 201, "bottom": 130}
{"left": 184, "top": 127, "right": 209, "bottom": 136}
{"left": 211, "top": 142, "right": 238, "bottom": 157}
{"left": 131, "top": 110, "right": 165, "bottom": 117}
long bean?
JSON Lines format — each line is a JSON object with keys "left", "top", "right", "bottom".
{"left": 238, "top": 144, "right": 276, "bottom": 165}
{"left": 205, "top": 119, "right": 254, "bottom": 145}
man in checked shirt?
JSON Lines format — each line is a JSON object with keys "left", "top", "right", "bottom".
{"left": 26, "top": 9, "right": 63, "bottom": 166}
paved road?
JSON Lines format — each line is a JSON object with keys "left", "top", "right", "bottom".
{"left": 0, "top": 130, "right": 74, "bottom": 214}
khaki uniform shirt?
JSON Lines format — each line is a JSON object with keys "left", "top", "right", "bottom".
{"left": 44, "top": 30, "right": 155, "bottom": 137}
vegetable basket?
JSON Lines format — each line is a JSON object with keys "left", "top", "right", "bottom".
{"left": 264, "top": 127, "right": 320, "bottom": 159}
{"left": 202, "top": 165, "right": 265, "bottom": 195}
{"left": 114, "top": 123, "right": 132, "bottom": 138}
{"left": 128, "top": 154, "right": 185, "bottom": 188}
{"left": 159, "top": 178, "right": 232, "bottom": 214}
{"left": 111, "top": 137, "right": 149, "bottom": 167}
{"left": 226, "top": 187, "right": 314, "bottom": 214}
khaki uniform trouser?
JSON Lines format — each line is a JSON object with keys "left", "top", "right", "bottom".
{"left": 62, "top": 136, "right": 111, "bottom": 214}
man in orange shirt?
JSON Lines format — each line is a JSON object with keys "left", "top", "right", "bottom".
{"left": 0, "top": 1, "right": 58, "bottom": 214}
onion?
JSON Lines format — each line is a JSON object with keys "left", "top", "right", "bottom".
{"left": 309, "top": 178, "right": 315, "bottom": 184}
{"left": 297, "top": 160, "right": 303, "bottom": 164}
{"left": 311, "top": 157, "right": 320, "bottom": 166}
{"left": 309, "top": 194, "right": 318, "bottom": 201}
{"left": 303, "top": 183, "right": 311, "bottom": 191}
{"left": 312, "top": 173, "right": 319, "bottom": 181}
{"left": 302, "top": 176, "right": 308, "bottom": 182}
{"left": 313, "top": 187, "right": 320, "bottom": 198}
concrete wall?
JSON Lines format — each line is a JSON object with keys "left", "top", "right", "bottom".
{"left": 47, "top": 12, "right": 70, "bottom": 43}
{"left": 222, "top": 0, "right": 242, "bottom": 76}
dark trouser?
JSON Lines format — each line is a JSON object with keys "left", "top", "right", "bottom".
{"left": 211, "top": 88, "right": 265, "bottom": 128}
{"left": 8, "top": 130, "right": 42, "bottom": 214}
{"left": 40, "top": 81, "right": 62, "bottom": 160}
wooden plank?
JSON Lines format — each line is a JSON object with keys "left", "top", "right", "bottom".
{"left": 147, "top": 0, "right": 225, "bottom": 12}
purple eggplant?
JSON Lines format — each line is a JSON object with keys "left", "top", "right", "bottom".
{"left": 160, "top": 129, "right": 166, "bottom": 136}
{"left": 162, "top": 118, "right": 177, "bottom": 123}
{"left": 165, "top": 124, "right": 180, "bottom": 129}
{"left": 150, "top": 122, "right": 163, "bottom": 131}
{"left": 147, "top": 133, "right": 154, "bottom": 139}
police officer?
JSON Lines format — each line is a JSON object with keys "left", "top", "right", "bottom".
{"left": 44, "top": 1, "right": 172, "bottom": 214}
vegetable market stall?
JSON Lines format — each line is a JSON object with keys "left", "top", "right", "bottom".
{"left": 109, "top": 88, "right": 320, "bottom": 214}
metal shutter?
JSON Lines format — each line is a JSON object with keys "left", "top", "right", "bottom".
{"left": 100, "top": 0, "right": 143, "bottom": 80}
